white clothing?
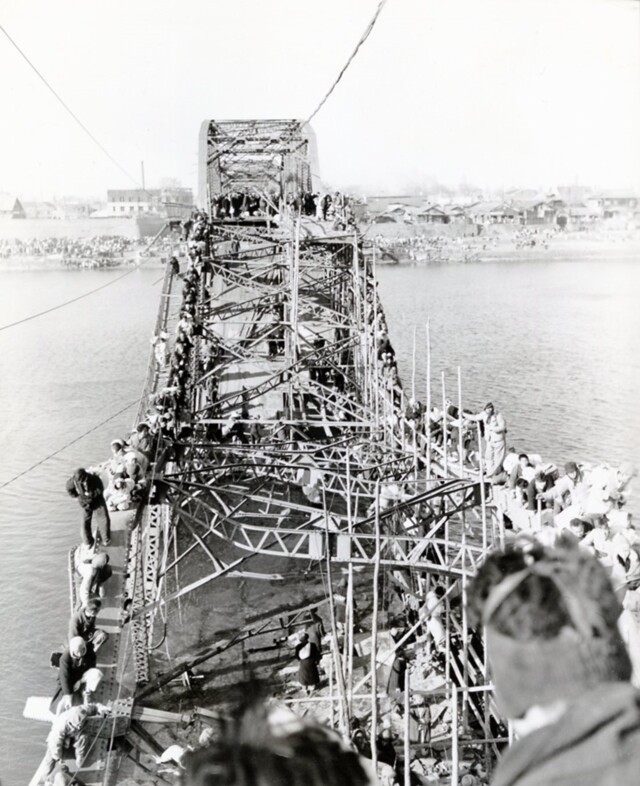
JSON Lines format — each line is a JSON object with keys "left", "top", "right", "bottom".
{"left": 503, "top": 453, "right": 519, "bottom": 475}
{"left": 423, "top": 590, "right": 445, "bottom": 650}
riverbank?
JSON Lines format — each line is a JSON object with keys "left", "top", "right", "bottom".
{"left": 475, "top": 233, "right": 640, "bottom": 263}
{"left": 364, "top": 223, "right": 640, "bottom": 265}
{"left": 0, "top": 254, "right": 170, "bottom": 271}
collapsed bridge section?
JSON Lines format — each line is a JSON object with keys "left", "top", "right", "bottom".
{"left": 116, "top": 119, "right": 508, "bottom": 784}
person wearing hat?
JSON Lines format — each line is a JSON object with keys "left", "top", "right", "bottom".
{"left": 153, "top": 330, "right": 169, "bottom": 368}
{"left": 560, "top": 517, "right": 592, "bottom": 546}
{"left": 523, "top": 468, "right": 555, "bottom": 512}
{"left": 169, "top": 255, "right": 181, "bottom": 277}
{"left": 41, "top": 704, "right": 110, "bottom": 779}
{"left": 467, "top": 542, "right": 640, "bottom": 786}
{"left": 68, "top": 599, "right": 107, "bottom": 651}
{"left": 129, "top": 421, "right": 155, "bottom": 456}
{"left": 107, "top": 439, "right": 127, "bottom": 476}
{"left": 65, "top": 468, "right": 111, "bottom": 548}
{"left": 305, "top": 608, "right": 326, "bottom": 653}
{"left": 539, "top": 461, "right": 587, "bottom": 516}
{"left": 79, "top": 551, "right": 112, "bottom": 606}
{"left": 105, "top": 473, "right": 135, "bottom": 511}
{"left": 50, "top": 637, "right": 99, "bottom": 714}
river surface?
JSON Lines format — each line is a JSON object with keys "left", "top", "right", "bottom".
{"left": 0, "top": 257, "right": 639, "bottom": 782}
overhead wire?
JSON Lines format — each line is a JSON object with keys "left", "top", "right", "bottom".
{"left": 206, "top": 0, "right": 390, "bottom": 198}
{"left": 306, "top": 0, "right": 390, "bottom": 124}
{"left": 8, "top": 0, "right": 392, "bottom": 762}
{"left": 0, "top": 222, "right": 173, "bottom": 332}
{"left": 0, "top": 397, "right": 142, "bottom": 492}
{"left": 0, "top": 266, "right": 137, "bottom": 332}
{"left": 0, "top": 23, "right": 142, "bottom": 190}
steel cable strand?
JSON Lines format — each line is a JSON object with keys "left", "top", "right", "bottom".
{"left": 0, "top": 397, "right": 143, "bottom": 492}
{"left": 0, "top": 267, "right": 138, "bottom": 332}
{"left": 306, "top": 0, "right": 390, "bottom": 124}
{"left": 0, "top": 24, "right": 144, "bottom": 190}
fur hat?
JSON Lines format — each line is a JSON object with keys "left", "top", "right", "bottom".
{"left": 483, "top": 549, "right": 631, "bottom": 719}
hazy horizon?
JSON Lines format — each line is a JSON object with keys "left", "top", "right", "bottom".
{"left": 1, "top": 0, "right": 638, "bottom": 199}
{"left": 6, "top": 178, "right": 638, "bottom": 207}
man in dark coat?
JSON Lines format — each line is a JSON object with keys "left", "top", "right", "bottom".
{"left": 68, "top": 599, "right": 106, "bottom": 651}
{"left": 295, "top": 632, "right": 321, "bottom": 695}
{"left": 50, "top": 637, "right": 98, "bottom": 714}
{"left": 65, "top": 468, "right": 111, "bottom": 547}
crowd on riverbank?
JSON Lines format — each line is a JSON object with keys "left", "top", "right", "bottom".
{"left": 369, "top": 229, "right": 557, "bottom": 263}
{"left": 367, "top": 225, "right": 640, "bottom": 264}
{"left": 0, "top": 234, "right": 182, "bottom": 269}
{"left": 0, "top": 235, "right": 135, "bottom": 260}
{"left": 30, "top": 211, "right": 640, "bottom": 786}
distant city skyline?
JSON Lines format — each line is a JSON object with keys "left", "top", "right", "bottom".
{"left": 1, "top": 0, "right": 638, "bottom": 199}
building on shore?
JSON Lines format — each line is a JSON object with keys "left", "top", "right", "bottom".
{"left": 511, "top": 198, "right": 561, "bottom": 225}
{"left": 466, "top": 201, "right": 519, "bottom": 225}
{"left": 104, "top": 186, "right": 194, "bottom": 219}
{"left": 590, "top": 189, "right": 638, "bottom": 220}
{"left": 23, "top": 200, "right": 98, "bottom": 220}
{"left": 0, "top": 194, "right": 26, "bottom": 219}
{"left": 22, "top": 201, "right": 59, "bottom": 219}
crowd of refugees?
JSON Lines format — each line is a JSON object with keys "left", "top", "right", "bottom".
{"left": 397, "top": 394, "right": 638, "bottom": 565}
{"left": 513, "top": 226, "right": 556, "bottom": 249}
{"left": 369, "top": 227, "right": 562, "bottom": 264}
{"left": 0, "top": 235, "right": 141, "bottom": 264}
{"left": 360, "top": 298, "right": 639, "bottom": 784}
{"left": 371, "top": 233, "right": 480, "bottom": 264}
{"left": 32, "top": 219, "right": 215, "bottom": 785}
{"left": 154, "top": 541, "right": 640, "bottom": 786}
{"left": 207, "top": 190, "right": 356, "bottom": 228}
{"left": 36, "top": 405, "right": 162, "bottom": 783}
{"left": 0, "top": 234, "right": 185, "bottom": 269}
{"left": 32, "top": 204, "right": 640, "bottom": 786}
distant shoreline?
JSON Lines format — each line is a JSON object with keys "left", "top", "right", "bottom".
{"left": 0, "top": 256, "right": 167, "bottom": 271}
{"left": 365, "top": 226, "right": 640, "bottom": 265}
{"left": 476, "top": 237, "right": 640, "bottom": 263}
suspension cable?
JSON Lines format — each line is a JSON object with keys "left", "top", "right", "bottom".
{"left": 0, "top": 266, "right": 139, "bottom": 332}
{"left": 0, "top": 397, "right": 142, "bottom": 492}
{"left": 0, "top": 23, "right": 142, "bottom": 189}
{"left": 306, "top": 0, "right": 390, "bottom": 124}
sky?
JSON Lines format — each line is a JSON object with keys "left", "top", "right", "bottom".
{"left": 0, "top": 0, "right": 638, "bottom": 199}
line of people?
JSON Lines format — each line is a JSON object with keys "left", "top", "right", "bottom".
{"left": 38, "top": 354, "right": 175, "bottom": 782}
{"left": 206, "top": 188, "right": 357, "bottom": 228}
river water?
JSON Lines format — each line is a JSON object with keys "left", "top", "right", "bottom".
{"left": 1, "top": 257, "right": 639, "bottom": 782}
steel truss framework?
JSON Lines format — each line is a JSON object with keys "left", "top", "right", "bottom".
{"left": 200, "top": 118, "right": 316, "bottom": 210}
{"left": 127, "top": 219, "right": 508, "bottom": 779}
